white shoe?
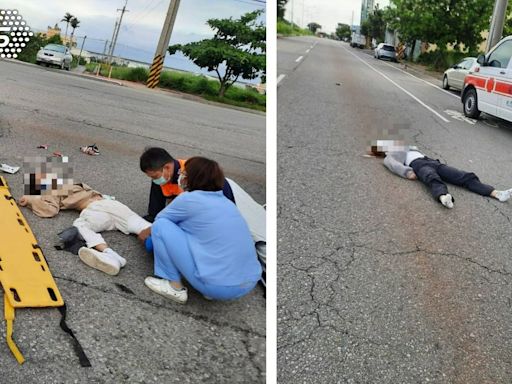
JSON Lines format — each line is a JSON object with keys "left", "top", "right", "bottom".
{"left": 495, "top": 189, "right": 512, "bottom": 202}
{"left": 439, "top": 194, "right": 454, "bottom": 209}
{"left": 78, "top": 247, "right": 120, "bottom": 276}
{"left": 144, "top": 276, "right": 188, "bottom": 304}
{"left": 104, "top": 248, "right": 127, "bottom": 268}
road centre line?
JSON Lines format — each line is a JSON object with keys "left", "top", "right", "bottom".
{"left": 277, "top": 74, "right": 286, "bottom": 85}
{"left": 296, "top": 56, "right": 304, "bottom": 62}
{"left": 343, "top": 46, "right": 450, "bottom": 123}
{"left": 306, "top": 48, "right": 311, "bottom": 53}
{"left": 379, "top": 59, "right": 459, "bottom": 99}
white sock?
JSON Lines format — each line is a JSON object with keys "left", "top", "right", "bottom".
{"left": 439, "top": 194, "right": 454, "bottom": 208}
{"left": 494, "top": 189, "right": 512, "bottom": 202}
{"left": 104, "top": 248, "right": 126, "bottom": 267}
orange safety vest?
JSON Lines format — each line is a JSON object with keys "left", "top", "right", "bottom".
{"left": 160, "top": 159, "right": 186, "bottom": 197}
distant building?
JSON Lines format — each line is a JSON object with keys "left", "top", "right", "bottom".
{"left": 44, "top": 23, "right": 75, "bottom": 47}
{"left": 360, "top": 0, "right": 375, "bottom": 24}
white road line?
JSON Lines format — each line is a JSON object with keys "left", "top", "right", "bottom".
{"left": 379, "top": 59, "right": 459, "bottom": 99}
{"left": 296, "top": 56, "right": 304, "bottom": 62}
{"left": 306, "top": 49, "right": 311, "bottom": 53}
{"left": 277, "top": 74, "right": 286, "bottom": 85}
{"left": 343, "top": 46, "right": 450, "bottom": 123}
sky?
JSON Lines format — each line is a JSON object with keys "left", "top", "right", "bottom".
{"left": 285, "top": 0, "right": 389, "bottom": 34}
{"left": 2, "top": 0, "right": 266, "bottom": 76}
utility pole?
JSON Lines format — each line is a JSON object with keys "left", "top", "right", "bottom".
{"left": 291, "top": 0, "right": 294, "bottom": 27}
{"left": 486, "top": 0, "right": 509, "bottom": 53}
{"left": 146, "top": 0, "right": 181, "bottom": 89}
{"left": 107, "top": 0, "right": 129, "bottom": 72}
{"left": 78, "top": 35, "right": 86, "bottom": 68}
{"left": 301, "top": 0, "right": 305, "bottom": 29}
{"left": 107, "top": 20, "right": 118, "bottom": 62}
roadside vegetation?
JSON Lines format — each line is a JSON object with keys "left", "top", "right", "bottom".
{"left": 84, "top": 64, "right": 266, "bottom": 112}
{"left": 277, "top": 19, "right": 313, "bottom": 37}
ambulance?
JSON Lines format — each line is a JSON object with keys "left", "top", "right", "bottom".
{"left": 462, "top": 35, "right": 512, "bottom": 121}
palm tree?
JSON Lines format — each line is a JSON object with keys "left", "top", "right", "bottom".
{"left": 69, "top": 17, "right": 80, "bottom": 48}
{"left": 61, "top": 12, "right": 74, "bottom": 45}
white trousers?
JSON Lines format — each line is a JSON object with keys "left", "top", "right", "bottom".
{"left": 227, "top": 178, "right": 266, "bottom": 263}
{"left": 73, "top": 199, "right": 151, "bottom": 248}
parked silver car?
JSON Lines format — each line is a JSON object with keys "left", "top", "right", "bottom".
{"left": 442, "top": 57, "right": 477, "bottom": 91}
{"left": 36, "top": 44, "right": 72, "bottom": 70}
{"left": 374, "top": 43, "right": 397, "bottom": 62}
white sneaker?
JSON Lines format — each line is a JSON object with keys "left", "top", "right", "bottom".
{"left": 439, "top": 194, "right": 454, "bottom": 209}
{"left": 495, "top": 189, "right": 512, "bottom": 202}
{"left": 144, "top": 276, "right": 188, "bottom": 304}
{"left": 104, "top": 248, "right": 127, "bottom": 268}
{"left": 78, "top": 247, "right": 121, "bottom": 276}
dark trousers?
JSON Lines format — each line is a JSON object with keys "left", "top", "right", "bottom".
{"left": 146, "top": 182, "right": 167, "bottom": 223}
{"left": 410, "top": 158, "right": 494, "bottom": 200}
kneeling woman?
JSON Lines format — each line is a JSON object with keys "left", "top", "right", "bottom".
{"left": 144, "top": 157, "right": 262, "bottom": 304}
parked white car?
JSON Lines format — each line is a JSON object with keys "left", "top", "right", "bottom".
{"left": 462, "top": 36, "right": 512, "bottom": 121}
{"left": 442, "top": 57, "right": 477, "bottom": 91}
{"left": 374, "top": 43, "right": 397, "bottom": 62}
{"left": 36, "top": 44, "right": 72, "bottom": 70}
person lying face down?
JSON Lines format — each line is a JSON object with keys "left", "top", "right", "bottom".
{"left": 371, "top": 140, "right": 512, "bottom": 208}
{"left": 19, "top": 165, "right": 150, "bottom": 277}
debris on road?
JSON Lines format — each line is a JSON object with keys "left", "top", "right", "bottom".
{"left": 37, "top": 144, "right": 48, "bottom": 149}
{"left": 0, "top": 164, "right": 20, "bottom": 174}
{"left": 80, "top": 144, "right": 100, "bottom": 156}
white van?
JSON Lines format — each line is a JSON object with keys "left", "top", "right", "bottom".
{"left": 462, "top": 35, "right": 512, "bottom": 121}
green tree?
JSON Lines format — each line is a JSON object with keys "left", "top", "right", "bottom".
{"left": 277, "top": 0, "right": 288, "bottom": 19}
{"left": 47, "top": 34, "right": 63, "bottom": 45}
{"left": 16, "top": 32, "right": 46, "bottom": 63}
{"left": 307, "top": 22, "right": 321, "bottom": 33}
{"left": 69, "top": 17, "right": 80, "bottom": 48}
{"left": 168, "top": 11, "right": 266, "bottom": 97}
{"left": 367, "top": 5, "right": 386, "bottom": 43}
{"left": 361, "top": 20, "right": 369, "bottom": 37}
{"left": 61, "top": 12, "right": 74, "bottom": 43}
{"left": 336, "top": 23, "right": 351, "bottom": 40}
{"left": 501, "top": 2, "right": 512, "bottom": 40}
{"left": 388, "top": 0, "right": 492, "bottom": 54}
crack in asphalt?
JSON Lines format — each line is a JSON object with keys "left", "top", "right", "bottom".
{"left": 278, "top": 227, "right": 512, "bottom": 352}
{"left": 53, "top": 275, "right": 265, "bottom": 338}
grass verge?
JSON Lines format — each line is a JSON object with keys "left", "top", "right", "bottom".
{"left": 84, "top": 63, "right": 265, "bottom": 112}
{"left": 277, "top": 20, "right": 313, "bottom": 36}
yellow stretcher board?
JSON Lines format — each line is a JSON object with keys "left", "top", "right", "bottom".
{"left": 0, "top": 176, "right": 64, "bottom": 364}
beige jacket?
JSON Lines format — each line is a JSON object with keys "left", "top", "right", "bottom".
{"left": 23, "top": 183, "right": 103, "bottom": 218}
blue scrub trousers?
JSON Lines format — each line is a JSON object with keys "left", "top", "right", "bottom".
{"left": 151, "top": 219, "right": 257, "bottom": 300}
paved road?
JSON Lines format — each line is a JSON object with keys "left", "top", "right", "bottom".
{"left": 278, "top": 36, "right": 512, "bottom": 383}
{"left": 0, "top": 59, "right": 265, "bottom": 383}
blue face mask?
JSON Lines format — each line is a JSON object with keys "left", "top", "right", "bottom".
{"left": 152, "top": 176, "right": 167, "bottom": 186}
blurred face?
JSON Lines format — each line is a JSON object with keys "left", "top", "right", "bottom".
{"left": 145, "top": 162, "right": 174, "bottom": 185}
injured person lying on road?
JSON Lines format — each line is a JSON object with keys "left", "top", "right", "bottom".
{"left": 19, "top": 182, "right": 151, "bottom": 276}
{"left": 369, "top": 139, "right": 512, "bottom": 208}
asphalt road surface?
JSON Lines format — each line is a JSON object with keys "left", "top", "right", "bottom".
{"left": 0, "top": 59, "right": 265, "bottom": 383}
{"left": 278, "top": 36, "right": 512, "bottom": 383}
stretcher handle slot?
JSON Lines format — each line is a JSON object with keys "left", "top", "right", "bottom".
{"left": 10, "top": 288, "right": 21, "bottom": 302}
{"left": 47, "top": 288, "right": 58, "bottom": 302}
